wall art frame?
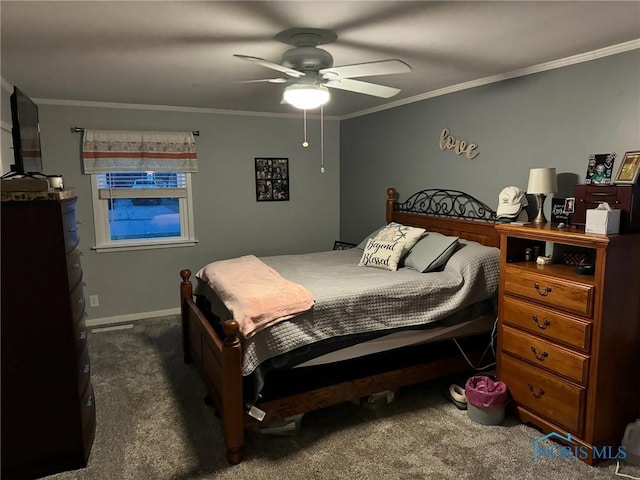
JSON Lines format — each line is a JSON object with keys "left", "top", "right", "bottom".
{"left": 255, "top": 157, "right": 289, "bottom": 202}
{"left": 613, "top": 150, "right": 640, "bottom": 185}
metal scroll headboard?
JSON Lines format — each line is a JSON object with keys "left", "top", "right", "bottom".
{"left": 395, "top": 189, "right": 497, "bottom": 222}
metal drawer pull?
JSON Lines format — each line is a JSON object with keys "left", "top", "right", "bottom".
{"left": 532, "top": 315, "right": 550, "bottom": 329}
{"left": 527, "top": 384, "right": 545, "bottom": 398}
{"left": 533, "top": 283, "right": 552, "bottom": 296}
{"left": 530, "top": 346, "right": 548, "bottom": 361}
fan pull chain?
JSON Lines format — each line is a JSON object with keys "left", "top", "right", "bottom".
{"left": 320, "top": 105, "right": 325, "bottom": 174}
{"left": 302, "top": 109, "right": 309, "bottom": 147}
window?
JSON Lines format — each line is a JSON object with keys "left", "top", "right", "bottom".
{"left": 82, "top": 129, "right": 198, "bottom": 252}
{"left": 90, "top": 171, "right": 196, "bottom": 251}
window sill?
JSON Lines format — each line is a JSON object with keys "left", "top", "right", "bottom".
{"left": 92, "top": 239, "right": 198, "bottom": 253}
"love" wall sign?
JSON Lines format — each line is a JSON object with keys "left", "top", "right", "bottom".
{"left": 439, "top": 128, "right": 479, "bottom": 159}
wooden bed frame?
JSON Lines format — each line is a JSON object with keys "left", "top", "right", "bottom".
{"left": 179, "top": 187, "right": 500, "bottom": 464}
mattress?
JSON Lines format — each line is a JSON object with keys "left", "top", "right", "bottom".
{"left": 294, "top": 313, "right": 497, "bottom": 368}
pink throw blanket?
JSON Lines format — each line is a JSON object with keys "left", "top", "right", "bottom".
{"left": 196, "top": 255, "right": 315, "bottom": 338}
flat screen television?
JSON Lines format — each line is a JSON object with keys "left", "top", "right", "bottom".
{"left": 6, "top": 86, "right": 44, "bottom": 177}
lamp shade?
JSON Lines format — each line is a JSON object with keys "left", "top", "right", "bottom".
{"left": 527, "top": 167, "right": 558, "bottom": 194}
{"left": 283, "top": 84, "right": 330, "bottom": 110}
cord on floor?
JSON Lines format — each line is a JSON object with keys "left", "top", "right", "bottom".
{"left": 453, "top": 318, "right": 498, "bottom": 371}
{"left": 615, "top": 461, "right": 640, "bottom": 479}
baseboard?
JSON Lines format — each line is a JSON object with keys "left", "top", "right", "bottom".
{"left": 85, "top": 307, "right": 180, "bottom": 327}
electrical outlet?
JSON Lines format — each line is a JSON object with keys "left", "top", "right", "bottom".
{"left": 89, "top": 295, "right": 99, "bottom": 307}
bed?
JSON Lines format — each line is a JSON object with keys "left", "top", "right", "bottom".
{"left": 179, "top": 187, "right": 500, "bottom": 464}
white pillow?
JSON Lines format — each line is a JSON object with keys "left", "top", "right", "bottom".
{"left": 356, "top": 225, "right": 385, "bottom": 250}
{"left": 373, "top": 222, "right": 426, "bottom": 256}
{"left": 358, "top": 239, "right": 404, "bottom": 271}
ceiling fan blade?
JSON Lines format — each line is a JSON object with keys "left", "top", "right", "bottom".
{"left": 238, "top": 78, "right": 288, "bottom": 84}
{"left": 234, "top": 54, "right": 305, "bottom": 78}
{"left": 325, "top": 79, "right": 401, "bottom": 98}
{"left": 320, "top": 59, "right": 410, "bottom": 79}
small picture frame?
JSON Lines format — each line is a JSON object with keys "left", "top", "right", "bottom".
{"left": 564, "top": 197, "right": 575, "bottom": 214}
{"left": 333, "top": 241, "right": 356, "bottom": 250}
{"left": 255, "top": 158, "right": 289, "bottom": 201}
{"left": 585, "top": 153, "right": 616, "bottom": 185}
{"left": 613, "top": 150, "right": 640, "bottom": 185}
{"left": 551, "top": 198, "right": 570, "bottom": 224}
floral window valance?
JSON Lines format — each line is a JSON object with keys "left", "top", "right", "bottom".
{"left": 82, "top": 129, "right": 198, "bottom": 173}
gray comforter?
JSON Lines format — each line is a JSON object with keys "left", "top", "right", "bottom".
{"left": 195, "top": 239, "right": 500, "bottom": 376}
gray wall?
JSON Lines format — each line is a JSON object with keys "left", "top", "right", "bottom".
{"left": 4, "top": 49, "right": 639, "bottom": 319}
{"left": 15, "top": 103, "right": 339, "bottom": 319}
{"left": 339, "top": 50, "right": 640, "bottom": 244}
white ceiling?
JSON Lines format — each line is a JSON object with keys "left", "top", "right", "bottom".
{"left": 2, "top": 1, "right": 639, "bottom": 118}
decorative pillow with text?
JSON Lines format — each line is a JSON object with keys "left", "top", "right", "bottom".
{"left": 373, "top": 222, "right": 426, "bottom": 256}
{"left": 358, "top": 239, "right": 404, "bottom": 271}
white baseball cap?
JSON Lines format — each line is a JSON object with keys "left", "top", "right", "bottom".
{"left": 497, "top": 186, "right": 528, "bottom": 218}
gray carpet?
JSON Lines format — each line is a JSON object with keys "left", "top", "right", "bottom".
{"left": 44, "top": 316, "right": 639, "bottom": 480}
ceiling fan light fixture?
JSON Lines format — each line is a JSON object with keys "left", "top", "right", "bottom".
{"left": 283, "top": 84, "right": 330, "bottom": 109}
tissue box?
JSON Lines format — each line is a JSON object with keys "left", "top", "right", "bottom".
{"left": 585, "top": 208, "right": 621, "bottom": 234}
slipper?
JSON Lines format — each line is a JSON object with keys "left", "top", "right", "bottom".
{"left": 448, "top": 384, "right": 468, "bottom": 410}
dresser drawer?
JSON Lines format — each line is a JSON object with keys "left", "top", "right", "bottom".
{"left": 504, "top": 265, "right": 594, "bottom": 317}
{"left": 70, "top": 283, "right": 86, "bottom": 326}
{"left": 501, "top": 325, "right": 589, "bottom": 385}
{"left": 78, "top": 345, "right": 91, "bottom": 394}
{"left": 80, "top": 382, "right": 96, "bottom": 434}
{"left": 62, "top": 210, "right": 80, "bottom": 253}
{"left": 82, "top": 407, "right": 97, "bottom": 459}
{"left": 501, "top": 355, "right": 585, "bottom": 435}
{"left": 582, "top": 184, "right": 618, "bottom": 203}
{"left": 502, "top": 296, "right": 591, "bottom": 351}
{"left": 75, "top": 317, "right": 89, "bottom": 356}
{"left": 67, "top": 247, "right": 83, "bottom": 290}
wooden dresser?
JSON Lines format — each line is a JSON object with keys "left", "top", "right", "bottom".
{"left": 495, "top": 223, "right": 640, "bottom": 465}
{"left": 1, "top": 191, "right": 95, "bottom": 479}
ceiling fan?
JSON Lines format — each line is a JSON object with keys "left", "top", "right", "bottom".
{"left": 234, "top": 28, "right": 411, "bottom": 109}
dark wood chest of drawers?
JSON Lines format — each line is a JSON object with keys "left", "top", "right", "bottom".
{"left": 1, "top": 196, "right": 95, "bottom": 479}
{"left": 572, "top": 184, "right": 640, "bottom": 232}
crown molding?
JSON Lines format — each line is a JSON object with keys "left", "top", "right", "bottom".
{"left": 340, "top": 39, "right": 640, "bottom": 121}
{"left": 31, "top": 98, "right": 339, "bottom": 121}
{"left": 4, "top": 39, "right": 638, "bottom": 122}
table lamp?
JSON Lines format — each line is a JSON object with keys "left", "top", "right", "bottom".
{"left": 527, "top": 167, "right": 558, "bottom": 224}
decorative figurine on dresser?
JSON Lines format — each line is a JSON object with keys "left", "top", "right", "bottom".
{"left": 495, "top": 222, "right": 640, "bottom": 465}
{"left": 1, "top": 189, "right": 96, "bottom": 479}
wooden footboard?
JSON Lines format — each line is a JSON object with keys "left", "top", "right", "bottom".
{"left": 181, "top": 266, "right": 489, "bottom": 464}
{"left": 180, "top": 269, "right": 244, "bottom": 464}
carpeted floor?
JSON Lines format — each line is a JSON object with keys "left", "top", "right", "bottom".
{"left": 43, "top": 316, "right": 639, "bottom": 480}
